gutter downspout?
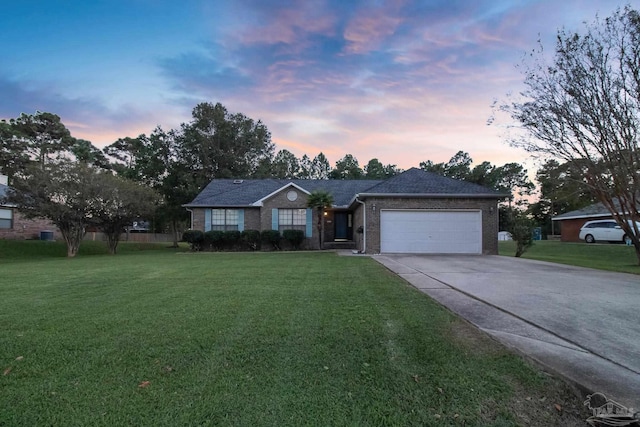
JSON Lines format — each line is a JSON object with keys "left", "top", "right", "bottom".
{"left": 355, "top": 196, "right": 366, "bottom": 254}
{"left": 185, "top": 208, "right": 194, "bottom": 230}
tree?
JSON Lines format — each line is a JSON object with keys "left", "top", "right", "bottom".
{"left": 105, "top": 127, "right": 189, "bottom": 247}
{"left": 493, "top": 162, "right": 535, "bottom": 208}
{"left": 6, "top": 112, "right": 75, "bottom": 169}
{"left": 420, "top": 152, "right": 534, "bottom": 211}
{"left": 71, "top": 139, "right": 110, "bottom": 169}
{"left": 0, "top": 120, "right": 30, "bottom": 178}
{"left": 306, "top": 190, "right": 334, "bottom": 248}
{"left": 500, "top": 6, "right": 640, "bottom": 263}
{"left": 329, "top": 154, "right": 363, "bottom": 179}
{"left": 90, "top": 173, "right": 160, "bottom": 254}
{"left": 420, "top": 151, "right": 472, "bottom": 180}
{"left": 6, "top": 161, "right": 103, "bottom": 257}
{"left": 181, "top": 102, "right": 274, "bottom": 183}
{"left": 530, "top": 159, "right": 597, "bottom": 235}
{"left": 271, "top": 149, "right": 300, "bottom": 178}
{"left": 364, "top": 158, "right": 402, "bottom": 179}
{"left": 508, "top": 208, "right": 534, "bottom": 257}
{"left": 300, "top": 153, "right": 332, "bottom": 179}
{"left": 0, "top": 112, "right": 76, "bottom": 178}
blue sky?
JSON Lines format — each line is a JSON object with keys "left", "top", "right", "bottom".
{"left": 1, "top": 0, "right": 636, "bottom": 172}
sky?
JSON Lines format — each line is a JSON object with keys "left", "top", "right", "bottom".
{"left": 1, "top": 0, "right": 638, "bottom": 175}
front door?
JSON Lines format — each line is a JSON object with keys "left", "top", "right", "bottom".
{"left": 334, "top": 212, "right": 352, "bottom": 241}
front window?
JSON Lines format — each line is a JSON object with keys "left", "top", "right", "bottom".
{"left": 279, "top": 208, "right": 306, "bottom": 234}
{"left": 211, "top": 209, "right": 238, "bottom": 231}
{"left": 0, "top": 208, "right": 12, "bottom": 229}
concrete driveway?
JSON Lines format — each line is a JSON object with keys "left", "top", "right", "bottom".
{"left": 374, "top": 254, "right": 640, "bottom": 408}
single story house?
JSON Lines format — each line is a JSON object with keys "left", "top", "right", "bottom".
{"left": 184, "top": 167, "right": 506, "bottom": 254}
{"left": 552, "top": 202, "right": 639, "bottom": 242}
{"left": 0, "top": 175, "right": 60, "bottom": 240}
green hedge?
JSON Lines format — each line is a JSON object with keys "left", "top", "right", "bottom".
{"left": 282, "top": 229, "right": 305, "bottom": 250}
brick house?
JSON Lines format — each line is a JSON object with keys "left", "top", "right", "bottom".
{"left": 184, "top": 168, "right": 506, "bottom": 254}
{"left": 0, "top": 176, "right": 61, "bottom": 240}
{"left": 552, "top": 202, "right": 637, "bottom": 242}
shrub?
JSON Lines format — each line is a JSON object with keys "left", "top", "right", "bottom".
{"left": 282, "top": 229, "right": 305, "bottom": 250}
{"left": 508, "top": 210, "right": 534, "bottom": 257}
{"left": 261, "top": 230, "right": 281, "bottom": 250}
{"left": 204, "top": 230, "right": 225, "bottom": 251}
{"left": 182, "top": 230, "right": 204, "bottom": 252}
{"left": 222, "top": 230, "right": 242, "bottom": 250}
{"left": 241, "top": 229, "right": 261, "bottom": 251}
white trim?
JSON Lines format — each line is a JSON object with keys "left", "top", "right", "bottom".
{"left": 251, "top": 182, "right": 311, "bottom": 207}
{"left": 552, "top": 213, "right": 612, "bottom": 221}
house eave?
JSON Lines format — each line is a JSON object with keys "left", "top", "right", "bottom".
{"left": 348, "top": 192, "right": 506, "bottom": 207}
{"left": 552, "top": 213, "right": 612, "bottom": 221}
{"left": 182, "top": 204, "right": 255, "bottom": 209}
{"left": 251, "top": 182, "right": 311, "bottom": 207}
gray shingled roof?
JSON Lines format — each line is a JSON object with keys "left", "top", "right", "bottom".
{"left": 185, "top": 167, "right": 504, "bottom": 208}
{"left": 361, "top": 167, "right": 505, "bottom": 196}
{"left": 552, "top": 200, "right": 640, "bottom": 220}
{"left": 185, "top": 178, "right": 384, "bottom": 207}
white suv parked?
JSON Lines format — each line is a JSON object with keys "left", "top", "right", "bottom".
{"left": 579, "top": 219, "right": 638, "bottom": 243}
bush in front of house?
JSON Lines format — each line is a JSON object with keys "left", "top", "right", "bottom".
{"left": 222, "top": 230, "right": 242, "bottom": 250}
{"left": 261, "top": 230, "right": 281, "bottom": 250}
{"left": 182, "top": 230, "right": 205, "bottom": 251}
{"left": 241, "top": 229, "right": 261, "bottom": 251}
{"left": 204, "top": 230, "right": 224, "bottom": 251}
{"left": 282, "top": 229, "right": 305, "bottom": 250}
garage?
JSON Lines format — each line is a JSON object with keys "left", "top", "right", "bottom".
{"left": 380, "top": 210, "right": 482, "bottom": 254}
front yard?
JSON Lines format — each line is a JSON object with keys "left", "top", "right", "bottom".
{"left": 499, "top": 240, "right": 640, "bottom": 275}
{"left": 1, "top": 243, "right": 587, "bottom": 425}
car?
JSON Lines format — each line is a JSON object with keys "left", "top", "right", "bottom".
{"left": 579, "top": 219, "right": 639, "bottom": 243}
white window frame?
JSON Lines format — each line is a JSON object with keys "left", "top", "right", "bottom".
{"left": 278, "top": 208, "right": 306, "bottom": 233}
{"left": 211, "top": 209, "right": 239, "bottom": 231}
{"left": 0, "top": 208, "right": 13, "bottom": 229}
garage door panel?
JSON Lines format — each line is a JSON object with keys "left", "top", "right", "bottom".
{"left": 381, "top": 210, "right": 481, "bottom": 254}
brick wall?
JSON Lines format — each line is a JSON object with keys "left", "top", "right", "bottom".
{"left": 261, "top": 187, "right": 319, "bottom": 249}
{"left": 359, "top": 197, "right": 499, "bottom": 254}
{"left": 0, "top": 209, "right": 62, "bottom": 240}
{"left": 558, "top": 218, "right": 596, "bottom": 242}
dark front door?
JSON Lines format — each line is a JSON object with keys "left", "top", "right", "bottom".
{"left": 334, "top": 212, "right": 352, "bottom": 240}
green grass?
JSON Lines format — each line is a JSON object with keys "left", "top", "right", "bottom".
{"left": 499, "top": 240, "right": 640, "bottom": 275}
{"left": 0, "top": 239, "right": 184, "bottom": 261}
{"left": 1, "top": 244, "right": 586, "bottom": 426}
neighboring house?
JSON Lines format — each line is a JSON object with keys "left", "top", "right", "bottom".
{"left": 0, "top": 175, "right": 61, "bottom": 240}
{"left": 184, "top": 168, "right": 506, "bottom": 254}
{"left": 553, "top": 202, "right": 640, "bottom": 242}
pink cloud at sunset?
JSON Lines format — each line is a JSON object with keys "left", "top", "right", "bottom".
{"left": 1, "top": 0, "right": 637, "bottom": 176}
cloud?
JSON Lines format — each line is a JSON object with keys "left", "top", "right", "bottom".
{"left": 342, "top": 4, "right": 403, "bottom": 54}
{"left": 0, "top": 77, "right": 182, "bottom": 148}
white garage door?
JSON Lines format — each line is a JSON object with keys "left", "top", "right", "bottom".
{"left": 380, "top": 210, "right": 482, "bottom": 254}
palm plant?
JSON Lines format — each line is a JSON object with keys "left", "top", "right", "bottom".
{"left": 306, "top": 190, "right": 334, "bottom": 249}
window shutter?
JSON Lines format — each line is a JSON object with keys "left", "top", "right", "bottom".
{"left": 237, "top": 209, "right": 245, "bottom": 232}
{"left": 272, "top": 208, "right": 279, "bottom": 231}
{"left": 306, "top": 208, "right": 313, "bottom": 237}
{"left": 204, "top": 209, "right": 212, "bottom": 232}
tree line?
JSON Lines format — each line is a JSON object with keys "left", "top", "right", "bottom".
{"left": 1, "top": 103, "right": 544, "bottom": 257}
{"left": 4, "top": 7, "right": 638, "bottom": 261}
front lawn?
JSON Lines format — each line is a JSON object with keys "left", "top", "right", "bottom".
{"left": 1, "top": 245, "right": 587, "bottom": 425}
{"left": 499, "top": 240, "right": 640, "bottom": 275}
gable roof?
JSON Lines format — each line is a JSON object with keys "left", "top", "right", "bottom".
{"left": 552, "top": 200, "right": 640, "bottom": 221}
{"left": 184, "top": 167, "right": 505, "bottom": 209}
{"left": 357, "top": 167, "right": 506, "bottom": 197}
